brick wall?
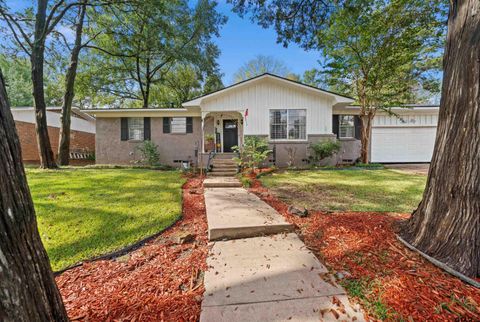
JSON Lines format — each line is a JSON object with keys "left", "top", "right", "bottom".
{"left": 15, "top": 121, "right": 95, "bottom": 163}
{"left": 95, "top": 117, "right": 201, "bottom": 166}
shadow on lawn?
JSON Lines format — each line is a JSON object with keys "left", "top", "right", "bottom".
{"left": 43, "top": 204, "right": 181, "bottom": 271}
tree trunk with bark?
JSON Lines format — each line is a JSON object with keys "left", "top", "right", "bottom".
{"left": 58, "top": 2, "right": 87, "bottom": 166}
{"left": 359, "top": 111, "right": 374, "bottom": 163}
{"left": 32, "top": 0, "right": 57, "bottom": 169}
{"left": 400, "top": 0, "right": 480, "bottom": 277}
{"left": 0, "top": 69, "right": 69, "bottom": 321}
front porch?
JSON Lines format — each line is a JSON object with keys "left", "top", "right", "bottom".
{"left": 201, "top": 111, "right": 244, "bottom": 155}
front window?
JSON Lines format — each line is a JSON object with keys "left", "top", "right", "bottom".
{"left": 270, "top": 109, "right": 306, "bottom": 140}
{"left": 171, "top": 117, "right": 187, "bottom": 133}
{"left": 128, "top": 117, "right": 144, "bottom": 140}
{"left": 339, "top": 115, "right": 355, "bottom": 138}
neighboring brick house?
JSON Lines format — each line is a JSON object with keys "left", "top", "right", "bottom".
{"left": 11, "top": 107, "right": 96, "bottom": 164}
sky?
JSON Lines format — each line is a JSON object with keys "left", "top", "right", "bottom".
{"left": 214, "top": 2, "right": 320, "bottom": 85}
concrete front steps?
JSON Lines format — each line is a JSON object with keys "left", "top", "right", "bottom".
{"left": 204, "top": 177, "right": 242, "bottom": 188}
{"left": 209, "top": 158, "right": 238, "bottom": 177}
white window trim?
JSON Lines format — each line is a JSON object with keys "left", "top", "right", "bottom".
{"left": 170, "top": 117, "right": 187, "bottom": 134}
{"left": 128, "top": 117, "right": 144, "bottom": 141}
{"left": 339, "top": 115, "right": 355, "bottom": 139}
{"left": 268, "top": 108, "right": 307, "bottom": 141}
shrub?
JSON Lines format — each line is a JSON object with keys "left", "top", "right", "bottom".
{"left": 309, "top": 140, "right": 341, "bottom": 164}
{"left": 137, "top": 140, "right": 160, "bottom": 166}
{"left": 232, "top": 136, "right": 271, "bottom": 171}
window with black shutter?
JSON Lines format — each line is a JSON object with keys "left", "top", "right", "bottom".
{"left": 121, "top": 117, "right": 128, "bottom": 141}
{"left": 186, "top": 117, "right": 193, "bottom": 133}
{"left": 163, "top": 117, "right": 171, "bottom": 133}
{"left": 144, "top": 117, "right": 151, "bottom": 140}
{"left": 354, "top": 116, "right": 362, "bottom": 140}
{"left": 332, "top": 115, "right": 339, "bottom": 138}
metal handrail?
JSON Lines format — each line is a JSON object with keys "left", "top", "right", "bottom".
{"left": 206, "top": 150, "right": 216, "bottom": 172}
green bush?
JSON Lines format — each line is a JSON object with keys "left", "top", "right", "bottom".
{"left": 137, "top": 140, "right": 160, "bottom": 166}
{"left": 309, "top": 140, "right": 341, "bottom": 164}
{"left": 233, "top": 136, "right": 271, "bottom": 171}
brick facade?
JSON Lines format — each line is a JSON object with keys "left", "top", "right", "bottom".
{"left": 95, "top": 117, "right": 201, "bottom": 166}
{"left": 15, "top": 120, "right": 95, "bottom": 164}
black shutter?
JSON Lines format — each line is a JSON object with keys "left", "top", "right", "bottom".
{"left": 121, "top": 117, "right": 128, "bottom": 141}
{"left": 354, "top": 116, "right": 362, "bottom": 140}
{"left": 163, "top": 117, "right": 170, "bottom": 133}
{"left": 332, "top": 115, "right": 339, "bottom": 138}
{"left": 186, "top": 117, "right": 193, "bottom": 133}
{"left": 144, "top": 117, "right": 151, "bottom": 140}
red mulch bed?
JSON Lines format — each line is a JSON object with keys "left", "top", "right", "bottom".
{"left": 248, "top": 176, "right": 480, "bottom": 321}
{"left": 56, "top": 177, "right": 208, "bottom": 322}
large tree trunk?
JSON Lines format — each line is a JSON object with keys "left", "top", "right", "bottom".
{"left": 0, "top": 69, "right": 69, "bottom": 321}
{"left": 32, "top": 0, "right": 57, "bottom": 169}
{"left": 58, "top": 3, "right": 87, "bottom": 166}
{"left": 400, "top": 0, "right": 480, "bottom": 277}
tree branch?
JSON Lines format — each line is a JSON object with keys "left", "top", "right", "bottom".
{"left": 83, "top": 45, "right": 137, "bottom": 57}
{"left": 0, "top": 10, "right": 33, "bottom": 53}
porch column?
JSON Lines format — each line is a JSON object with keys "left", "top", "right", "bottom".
{"left": 241, "top": 109, "right": 246, "bottom": 152}
{"left": 201, "top": 111, "right": 208, "bottom": 153}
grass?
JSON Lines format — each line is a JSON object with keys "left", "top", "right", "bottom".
{"left": 260, "top": 169, "right": 426, "bottom": 213}
{"left": 341, "top": 278, "right": 397, "bottom": 320}
{"left": 26, "top": 168, "right": 185, "bottom": 271}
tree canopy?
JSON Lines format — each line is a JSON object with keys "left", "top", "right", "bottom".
{"left": 76, "top": 0, "right": 226, "bottom": 108}
{"left": 233, "top": 55, "right": 299, "bottom": 83}
{"left": 231, "top": 0, "right": 446, "bottom": 104}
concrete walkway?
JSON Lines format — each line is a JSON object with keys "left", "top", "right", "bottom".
{"left": 205, "top": 187, "right": 294, "bottom": 240}
{"left": 201, "top": 178, "right": 365, "bottom": 322}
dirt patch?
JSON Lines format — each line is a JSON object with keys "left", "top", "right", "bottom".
{"left": 385, "top": 163, "right": 430, "bottom": 175}
{"left": 56, "top": 177, "right": 208, "bottom": 322}
{"left": 270, "top": 184, "right": 355, "bottom": 212}
{"left": 249, "top": 178, "right": 480, "bottom": 321}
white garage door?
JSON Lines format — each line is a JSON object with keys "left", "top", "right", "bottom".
{"left": 371, "top": 127, "right": 437, "bottom": 163}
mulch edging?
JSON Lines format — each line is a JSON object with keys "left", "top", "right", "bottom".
{"left": 53, "top": 217, "right": 183, "bottom": 276}
{"left": 248, "top": 176, "right": 480, "bottom": 321}
{"left": 56, "top": 177, "right": 208, "bottom": 322}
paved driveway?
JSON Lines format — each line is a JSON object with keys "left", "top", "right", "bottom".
{"left": 385, "top": 163, "right": 430, "bottom": 175}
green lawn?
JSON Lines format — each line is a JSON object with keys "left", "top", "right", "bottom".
{"left": 26, "top": 168, "right": 185, "bottom": 271}
{"left": 260, "top": 169, "right": 426, "bottom": 213}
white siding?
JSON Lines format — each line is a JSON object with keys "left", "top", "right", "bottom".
{"left": 373, "top": 113, "right": 438, "bottom": 127}
{"left": 201, "top": 79, "right": 334, "bottom": 136}
{"left": 11, "top": 108, "right": 96, "bottom": 133}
